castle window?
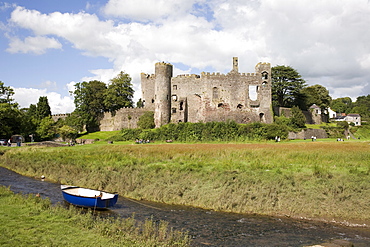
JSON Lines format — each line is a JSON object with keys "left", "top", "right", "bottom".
{"left": 213, "top": 87, "right": 219, "bottom": 99}
{"left": 172, "top": 95, "right": 177, "bottom": 101}
{"left": 152, "top": 99, "right": 154, "bottom": 103}
{"left": 262, "top": 71, "right": 268, "bottom": 80}
{"left": 237, "top": 104, "right": 243, "bottom": 109}
{"left": 172, "top": 108, "right": 177, "bottom": 113}
{"left": 259, "top": 113, "right": 265, "bottom": 122}
{"left": 180, "top": 101, "right": 184, "bottom": 110}
{"left": 262, "top": 81, "right": 267, "bottom": 87}
{"left": 218, "top": 103, "right": 224, "bottom": 108}
{"left": 249, "top": 85, "right": 258, "bottom": 101}
{"left": 173, "top": 85, "right": 177, "bottom": 90}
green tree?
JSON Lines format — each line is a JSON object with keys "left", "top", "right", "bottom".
{"left": 36, "top": 96, "right": 52, "bottom": 121}
{"left": 271, "top": 65, "right": 307, "bottom": 108}
{"left": 290, "top": 106, "right": 306, "bottom": 129}
{"left": 136, "top": 98, "right": 144, "bottom": 108}
{"left": 104, "top": 71, "right": 134, "bottom": 113}
{"left": 300, "top": 84, "right": 332, "bottom": 111}
{"left": 0, "top": 82, "right": 21, "bottom": 138}
{"left": 330, "top": 97, "right": 353, "bottom": 114}
{"left": 0, "top": 81, "right": 15, "bottom": 104}
{"left": 352, "top": 95, "right": 370, "bottom": 120}
{"left": 58, "top": 125, "right": 78, "bottom": 142}
{"left": 137, "top": 111, "right": 155, "bottom": 129}
{"left": 71, "top": 80, "right": 107, "bottom": 132}
{"left": 36, "top": 116, "right": 56, "bottom": 140}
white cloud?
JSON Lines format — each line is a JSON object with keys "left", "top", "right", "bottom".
{"left": 5, "top": 0, "right": 370, "bottom": 105}
{"left": 102, "top": 0, "right": 194, "bottom": 21}
{"left": 6, "top": 35, "right": 62, "bottom": 54}
{"left": 13, "top": 87, "right": 75, "bottom": 114}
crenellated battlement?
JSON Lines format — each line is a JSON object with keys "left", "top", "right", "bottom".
{"left": 175, "top": 74, "right": 201, "bottom": 78}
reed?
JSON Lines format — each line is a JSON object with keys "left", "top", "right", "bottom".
{"left": 0, "top": 186, "right": 190, "bottom": 246}
{"left": 1, "top": 141, "right": 369, "bottom": 225}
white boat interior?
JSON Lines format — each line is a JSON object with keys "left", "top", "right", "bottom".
{"left": 63, "top": 186, "right": 116, "bottom": 200}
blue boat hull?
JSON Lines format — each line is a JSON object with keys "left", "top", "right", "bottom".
{"left": 61, "top": 186, "right": 118, "bottom": 209}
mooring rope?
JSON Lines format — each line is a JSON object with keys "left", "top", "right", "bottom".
{"left": 124, "top": 197, "right": 163, "bottom": 211}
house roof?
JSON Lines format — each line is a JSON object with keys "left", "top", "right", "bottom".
{"left": 346, "top": 113, "right": 361, "bottom": 117}
{"left": 309, "top": 104, "right": 320, "bottom": 109}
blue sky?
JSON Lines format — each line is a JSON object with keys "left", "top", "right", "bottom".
{"left": 1, "top": 0, "right": 370, "bottom": 113}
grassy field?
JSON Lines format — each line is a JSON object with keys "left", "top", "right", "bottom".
{"left": 1, "top": 140, "right": 369, "bottom": 226}
{"left": 0, "top": 186, "right": 190, "bottom": 247}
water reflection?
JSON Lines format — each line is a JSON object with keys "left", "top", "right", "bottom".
{"left": 1, "top": 167, "right": 369, "bottom": 246}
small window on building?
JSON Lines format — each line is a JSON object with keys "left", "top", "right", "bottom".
{"left": 173, "top": 85, "right": 177, "bottom": 90}
{"left": 262, "top": 71, "right": 268, "bottom": 80}
{"left": 172, "top": 95, "right": 177, "bottom": 101}
{"left": 180, "top": 101, "right": 184, "bottom": 110}
{"left": 172, "top": 108, "right": 177, "bottom": 114}
{"left": 151, "top": 99, "right": 154, "bottom": 103}
{"left": 237, "top": 104, "right": 243, "bottom": 109}
{"left": 218, "top": 103, "right": 224, "bottom": 108}
{"left": 213, "top": 87, "right": 219, "bottom": 99}
{"left": 249, "top": 85, "right": 258, "bottom": 101}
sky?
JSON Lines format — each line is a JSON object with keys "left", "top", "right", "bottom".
{"left": 1, "top": 0, "right": 370, "bottom": 114}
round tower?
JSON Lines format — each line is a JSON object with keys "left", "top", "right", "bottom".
{"left": 154, "top": 62, "right": 173, "bottom": 128}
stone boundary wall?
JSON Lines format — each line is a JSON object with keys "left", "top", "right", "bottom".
{"left": 99, "top": 107, "right": 148, "bottom": 131}
{"left": 288, "top": 128, "right": 327, "bottom": 140}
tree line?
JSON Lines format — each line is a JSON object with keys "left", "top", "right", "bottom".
{"left": 1, "top": 66, "right": 370, "bottom": 142}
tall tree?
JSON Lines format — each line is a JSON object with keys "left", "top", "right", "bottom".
{"left": 0, "top": 81, "right": 15, "bottom": 104}
{"left": 271, "top": 65, "right": 307, "bottom": 108}
{"left": 71, "top": 80, "right": 107, "bottom": 132}
{"left": 330, "top": 97, "right": 353, "bottom": 113}
{"left": 36, "top": 96, "right": 52, "bottom": 121}
{"left": 290, "top": 106, "right": 307, "bottom": 129}
{"left": 300, "top": 84, "right": 332, "bottom": 110}
{"left": 104, "top": 71, "right": 134, "bottom": 113}
{"left": 0, "top": 81, "right": 21, "bottom": 137}
{"left": 352, "top": 94, "right": 370, "bottom": 120}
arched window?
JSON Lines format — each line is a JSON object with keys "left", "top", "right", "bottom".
{"left": 262, "top": 71, "right": 268, "bottom": 80}
{"left": 213, "top": 87, "right": 219, "bottom": 99}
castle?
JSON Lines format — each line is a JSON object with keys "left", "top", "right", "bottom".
{"left": 99, "top": 57, "right": 273, "bottom": 130}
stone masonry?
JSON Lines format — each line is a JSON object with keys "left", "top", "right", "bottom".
{"left": 141, "top": 57, "right": 273, "bottom": 128}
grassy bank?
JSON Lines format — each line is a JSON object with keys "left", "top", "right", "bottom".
{"left": 0, "top": 186, "right": 190, "bottom": 247}
{"left": 1, "top": 141, "right": 369, "bottom": 225}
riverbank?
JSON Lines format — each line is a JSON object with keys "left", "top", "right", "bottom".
{"left": 0, "top": 141, "right": 369, "bottom": 226}
{"left": 0, "top": 186, "right": 190, "bottom": 246}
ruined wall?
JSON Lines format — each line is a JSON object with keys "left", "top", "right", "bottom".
{"left": 99, "top": 108, "right": 147, "bottom": 131}
{"left": 167, "top": 58, "right": 273, "bottom": 125}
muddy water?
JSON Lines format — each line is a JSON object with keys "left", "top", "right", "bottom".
{"left": 1, "top": 166, "right": 369, "bottom": 247}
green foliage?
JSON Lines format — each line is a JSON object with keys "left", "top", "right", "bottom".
{"left": 116, "top": 121, "right": 289, "bottom": 142}
{"left": 299, "top": 84, "right": 332, "bottom": 110}
{"left": 330, "top": 97, "right": 353, "bottom": 113}
{"left": 289, "top": 106, "right": 306, "bottom": 129}
{"left": 58, "top": 125, "right": 79, "bottom": 141}
{"left": 36, "top": 96, "right": 52, "bottom": 120}
{"left": 36, "top": 116, "right": 56, "bottom": 140}
{"left": 271, "top": 65, "right": 307, "bottom": 108}
{"left": 0, "top": 103, "right": 21, "bottom": 138}
{"left": 72, "top": 80, "right": 107, "bottom": 132}
{"left": 104, "top": 71, "right": 134, "bottom": 113}
{"left": 137, "top": 111, "right": 155, "bottom": 129}
{"left": 352, "top": 94, "right": 370, "bottom": 120}
{"left": 0, "top": 81, "right": 15, "bottom": 104}
{"left": 136, "top": 98, "right": 144, "bottom": 108}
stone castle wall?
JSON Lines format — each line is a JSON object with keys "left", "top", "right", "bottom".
{"left": 99, "top": 108, "right": 148, "bottom": 131}
{"left": 141, "top": 58, "right": 274, "bottom": 127}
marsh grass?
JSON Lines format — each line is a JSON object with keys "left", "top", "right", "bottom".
{"left": 1, "top": 141, "right": 370, "bottom": 225}
{"left": 0, "top": 186, "right": 190, "bottom": 247}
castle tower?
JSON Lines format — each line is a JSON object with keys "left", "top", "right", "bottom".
{"left": 154, "top": 62, "right": 173, "bottom": 128}
{"left": 232, "top": 57, "right": 239, "bottom": 72}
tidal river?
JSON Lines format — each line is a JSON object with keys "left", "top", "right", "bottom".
{"left": 1, "top": 166, "right": 369, "bottom": 246}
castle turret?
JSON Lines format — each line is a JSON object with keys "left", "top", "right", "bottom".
{"left": 154, "top": 62, "right": 173, "bottom": 128}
